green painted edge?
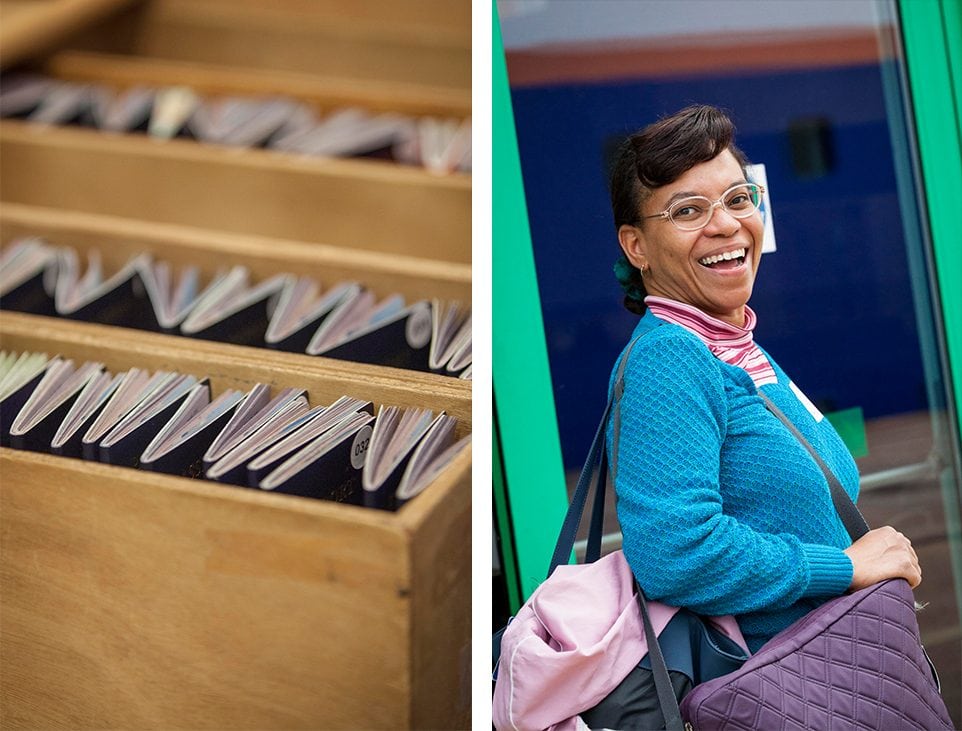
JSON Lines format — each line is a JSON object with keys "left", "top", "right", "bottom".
{"left": 942, "top": 0, "right": 962, "bottom": 115}
{"left": 492, "top": 1, "right": 570, "bottom": 601}
{"left": 900, "top": 0, "right": 962, "bottom": 643}
{"left": 492, "top": 410, "right": 522, "bottom": 612}
{"left": 900, "top": 0, "right": 962, "bottom": 449}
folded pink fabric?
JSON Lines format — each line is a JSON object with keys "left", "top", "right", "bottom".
{"left": 492, "top": 550, "right": 748, "bottom": 731}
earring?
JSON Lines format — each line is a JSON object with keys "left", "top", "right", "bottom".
{"left": 639, "top": 264, "right": 648, "bottom": 276}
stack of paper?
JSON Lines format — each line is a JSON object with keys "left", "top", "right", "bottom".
{"left": 0, "top": 238, "right": 472, "bottom": 378}
{"left": 0, "top": 73, "right": 472, "bottom": 173}
{"left": 1, "top": 352, "right": 469, "bottom": 509}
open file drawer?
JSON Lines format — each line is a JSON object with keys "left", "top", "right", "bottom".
{"left": 0, "top": 312, "right": 472, "bottom": 730}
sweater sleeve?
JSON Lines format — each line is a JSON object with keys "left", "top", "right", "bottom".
{"left": 610, "top": 332, "right": 853, "bottom": 616}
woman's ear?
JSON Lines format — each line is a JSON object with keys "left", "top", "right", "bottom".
{"left": 618, "top": 224, "right": 648, "bottom": 271}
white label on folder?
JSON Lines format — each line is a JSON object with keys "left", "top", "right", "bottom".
{"left": 351, "top": 425, "right": 373, "bottom": 469}
{"left": 405, "top": 303, "right": 432, "bottom": 349}
{"left": 789, "top": 381, "right": 824, "bottom": 423}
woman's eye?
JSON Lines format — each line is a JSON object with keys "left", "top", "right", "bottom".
{"left": 727, "top": 194, "right": 749, "bottom": 208}
{"left": 673, "top": 204, "right": 702, "bottom": 220}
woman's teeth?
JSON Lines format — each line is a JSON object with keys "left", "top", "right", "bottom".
{"left": 698, "top": 248, "right": 746, "bottom": 266}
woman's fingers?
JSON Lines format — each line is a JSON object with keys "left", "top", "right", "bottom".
{"left": 843, "top": 526, "right": 923, "bottom": 591}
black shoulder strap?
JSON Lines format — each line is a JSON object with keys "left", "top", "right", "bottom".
{"left": 547, "top": 336, "right": 642, "bottom": 575}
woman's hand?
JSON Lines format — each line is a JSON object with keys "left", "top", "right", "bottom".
{"left": 843, "top": 526, "right": 921, "bottom": 591}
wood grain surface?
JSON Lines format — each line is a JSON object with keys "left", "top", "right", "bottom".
{"left": 0, "top": 122, "right": 471, "bottom": 264}
{"left": 61, "top": 0, "right": 470, "bottom": 92}
{"left": 0, "top": 0, "right": 135, "bottom": 70}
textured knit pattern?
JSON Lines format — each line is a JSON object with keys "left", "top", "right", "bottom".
{"left": 644, "top": 296, "right": 777, "bottom": 387}
{"left": 607, "top": 311, "right": 858, "bottom": 651}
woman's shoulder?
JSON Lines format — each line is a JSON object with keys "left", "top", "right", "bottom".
{"left": 610, "top": 313, "right": 723, "bottom": 392}
{"left": 623, "top": 313, "right": 717, "bottom": 366}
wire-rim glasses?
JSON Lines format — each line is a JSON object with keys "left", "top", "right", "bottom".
{"left": 641, "top": 183, "right": 765, "bottom": 231}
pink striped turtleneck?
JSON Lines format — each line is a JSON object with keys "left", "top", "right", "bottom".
{"left": 644, "top": 296, "right": 778, "bottom": 388}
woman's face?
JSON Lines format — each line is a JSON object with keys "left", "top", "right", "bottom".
{"left": 619, "top": 149, "right": 764, "bottom": 327}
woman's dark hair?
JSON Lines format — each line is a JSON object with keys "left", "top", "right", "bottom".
{"left": 610, "top": 105, "right": 750, "bottom": 314}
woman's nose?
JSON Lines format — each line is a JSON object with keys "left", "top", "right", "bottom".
{"left": 702, "top": 203, "right": 741, "bottom": 236}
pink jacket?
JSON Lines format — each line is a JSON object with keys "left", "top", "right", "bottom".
{"left": 492, "top": 551, "right": 748, "bottom": 731}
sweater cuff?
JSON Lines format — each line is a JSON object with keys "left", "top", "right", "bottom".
{"left": 801, "top": 543, "right": 853, "bottom": 597}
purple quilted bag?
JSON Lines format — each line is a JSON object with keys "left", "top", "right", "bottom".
{"left": 680, "top": 579, "right": 953, "bottom": 731}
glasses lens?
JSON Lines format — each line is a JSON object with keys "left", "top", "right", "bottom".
{"left": 667, "top": 185, "right": 762, "bottom": 230}
{"left": 724, "top": 184, "right": 761, "bottom": 218}
{"left": 669, "top": 197, "right": 711, "bottom": 230}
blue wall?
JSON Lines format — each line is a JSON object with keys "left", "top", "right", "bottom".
{"left": 509, "top": 63, "right": 927, "bottom": 470}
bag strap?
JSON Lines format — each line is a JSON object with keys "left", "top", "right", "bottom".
{"left": 635, "top": 577, "right": 686, "bottom": 730}
{"left": 547, "top": 400, "right": 610, "bottom": 574}
{"left": 547, "top": 335, "right": 642, "bottom": 575}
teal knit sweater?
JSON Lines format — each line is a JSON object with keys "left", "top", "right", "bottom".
{"left": 607, "top": 311, "right": 857, "bottom": 651}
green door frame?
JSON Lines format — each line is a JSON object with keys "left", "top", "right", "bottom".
{"left": 492, "top": 1, "right": 570, "bottom": 606}
{"left": 899, "top": 0, "right": 962, "bottom": 627}
{"left": 493, "top": 0, "right": 962, "bottom": 611}
{"left": 899, "top": 0, "right": 962, "bottom": 445}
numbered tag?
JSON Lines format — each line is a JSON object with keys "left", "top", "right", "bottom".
{"left": 350, "top": 425, "right": 374, "bottom": 469}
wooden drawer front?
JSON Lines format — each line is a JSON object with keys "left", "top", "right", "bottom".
{"left": 65, "top": 0, "right": 471, "bottom": 91}
{"left": 1, "top": 451, "right": 411, "bottom": 729}
{"left": 0, "top": 312, "right": 472, "bottom": 432}
{"left": 45, "top": 50, "right": 471, "bottom": 117}
{"left": 0, "top": 122, "right": 471, "bottom": 264}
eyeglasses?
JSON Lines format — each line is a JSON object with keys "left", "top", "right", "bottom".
{"left": 641, "top": 183, "right": 765, "bottom": 231}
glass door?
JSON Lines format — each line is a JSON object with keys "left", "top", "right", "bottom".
{"left": 494, "top": 0, "right": 961, "bottom": 724}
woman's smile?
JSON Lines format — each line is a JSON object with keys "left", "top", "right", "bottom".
{"left": 697, "top": 246, "right": 747, "bottom": 270}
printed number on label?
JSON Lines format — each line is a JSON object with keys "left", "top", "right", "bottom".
{"left": 350, "top": 425, "right": 374, "bottom": 469}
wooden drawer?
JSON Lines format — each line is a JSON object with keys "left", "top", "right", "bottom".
{"left": 1, "top": 4, "right": 472, "bottom": 726}
{"left": 1, "top": 0, "right": 470, "bottom": 93}
{"left": 0, "top": 312, "right": 472, "bottom": 730}
{"left": 40, "top": 49, "right": 471, "bottom": 117}
{"left": 0, "top": 203, "right": 472, "bottom": 308}
{"left": 0, "top": 120, "right": 471, "bottom": 265}
{"left": 1, "top": 23, "right": 471, "bottom": 259}
{"left": 60, "top": 0, "right": 470, "bottom": 91}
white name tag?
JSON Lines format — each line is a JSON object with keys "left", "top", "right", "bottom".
{"left": 789, "top": 381, "right": 824, "bottom": 423}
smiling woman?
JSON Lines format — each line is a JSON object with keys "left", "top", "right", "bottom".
{"left": 611, "top": 106, "right": 764, "bottom": 326}
{"left": 593, "top": 104, "right": 926, "bottom": 725}
{"left": 618, "top": 149, "right": 762, "bottom": 326}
